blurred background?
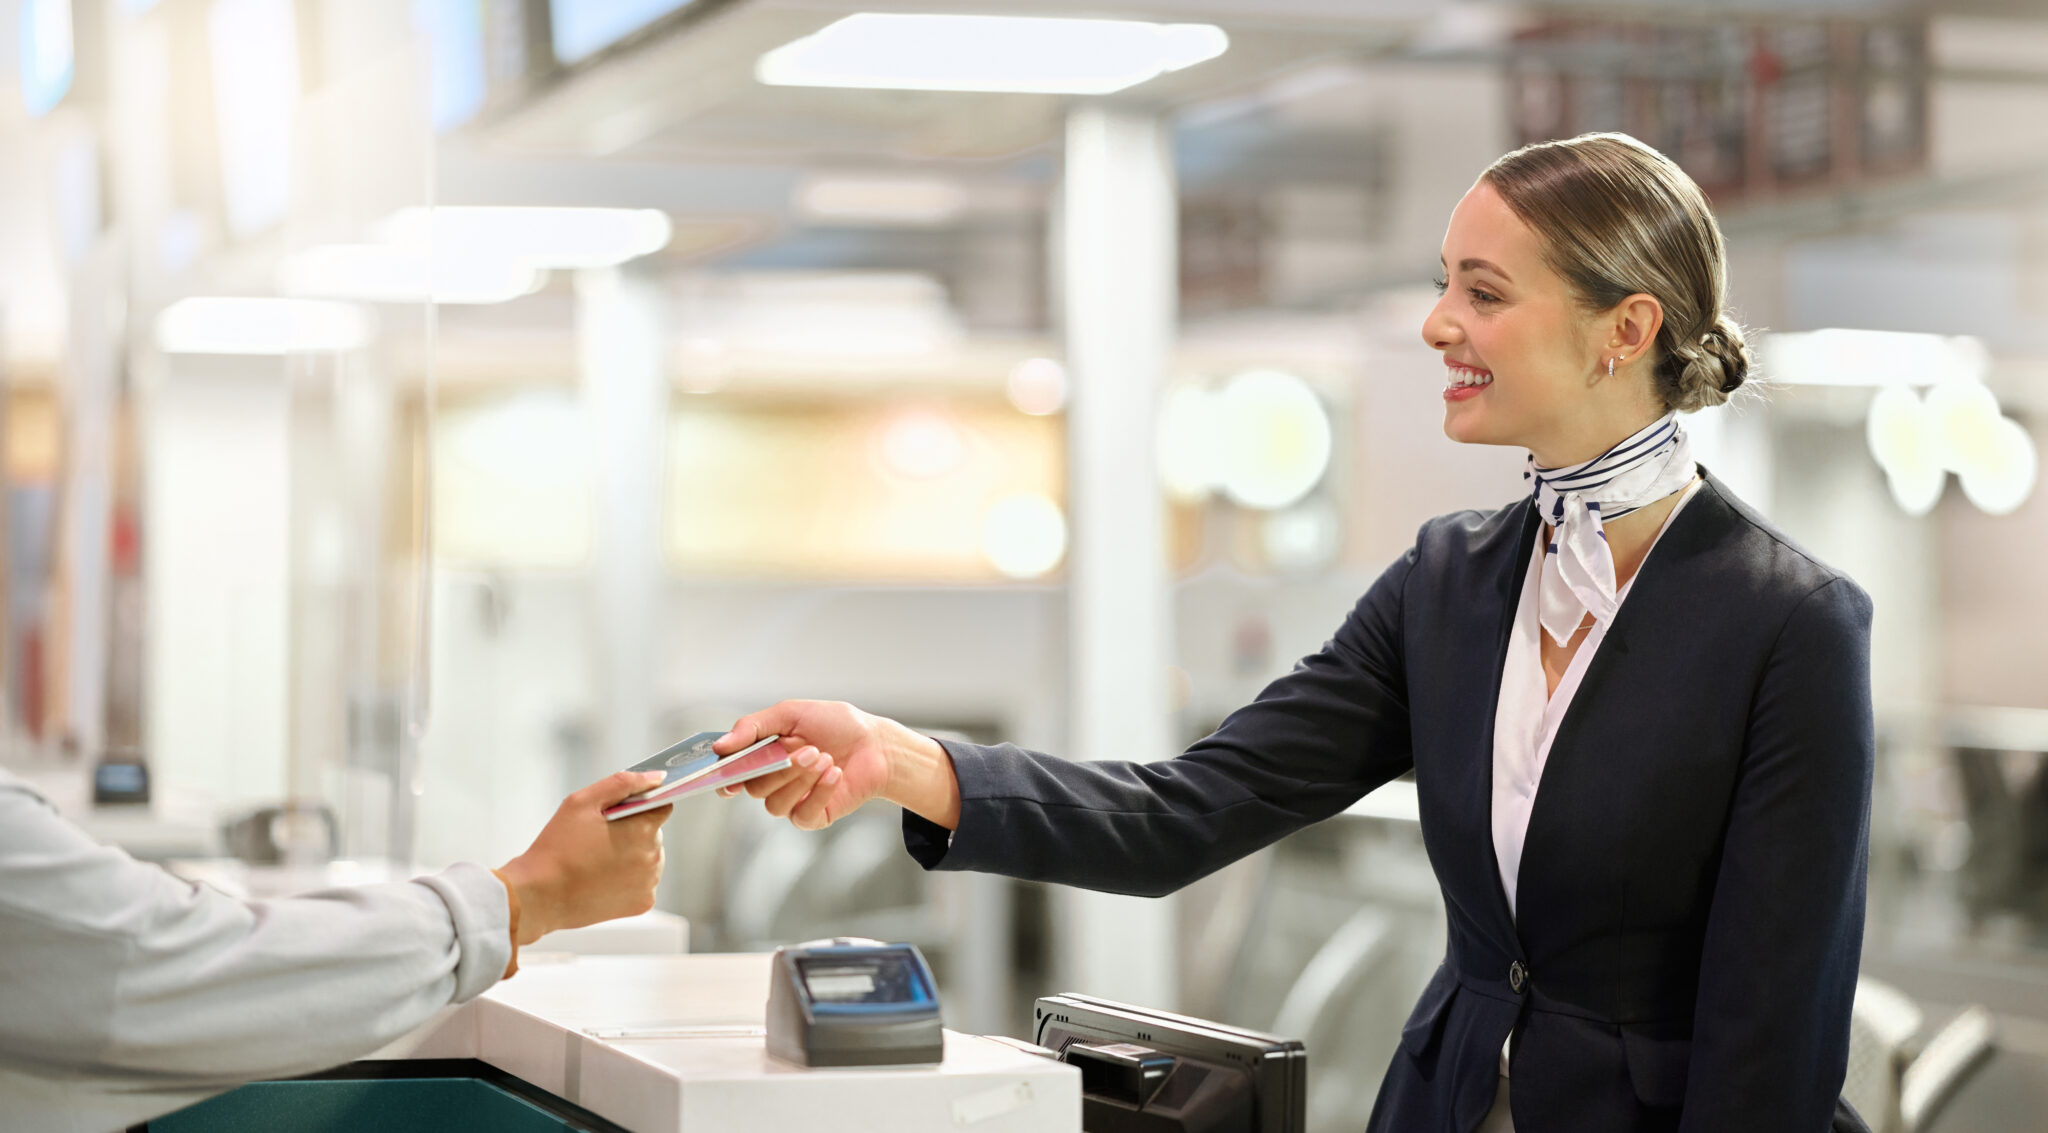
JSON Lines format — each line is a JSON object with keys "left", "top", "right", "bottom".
{"left": 0, "top": 0, "right": 2044, "bottom": 1128}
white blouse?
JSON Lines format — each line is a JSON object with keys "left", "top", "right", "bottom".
{"left": 1488, "top": 475, "right": 1704, "bottom": 1085}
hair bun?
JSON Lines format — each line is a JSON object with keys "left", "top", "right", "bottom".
{"left": 1700, "top": 318, "right": 1751, "bottom": 392}
{"left": 1669, "top": 316, "right": 1752, "bottom": 411}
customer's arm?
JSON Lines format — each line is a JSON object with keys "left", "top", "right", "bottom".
{"left": 0, "top": 768, "right": 668, "bottom": 1090}
{"left": 722, "top": 537, "right": 1422, "bottom": 898}
{"left": 1679, "top": 576, "right": 1875, "bottom": 1132}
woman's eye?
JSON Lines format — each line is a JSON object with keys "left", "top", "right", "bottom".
{"left": 1433, "top": 273, "right": 1499, "bottom": 306}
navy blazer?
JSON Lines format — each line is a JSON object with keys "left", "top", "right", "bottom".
{"left": 904, "top": 469, "right": 1875, "bottom": 1133}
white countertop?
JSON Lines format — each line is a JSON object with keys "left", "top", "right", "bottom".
{"left": 384, "top": 953, "right": 1080, "bottom": 1133}
{"left": 6, "top": 761, "right": 222, "bottom": 859}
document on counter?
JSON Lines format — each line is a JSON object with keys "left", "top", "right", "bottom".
{"left": 603, "top": 732, "right": 790, "bottom": 820}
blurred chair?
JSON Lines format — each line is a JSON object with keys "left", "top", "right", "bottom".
{"left": 1200, "top": 792, "right": 1444, "bottom": 1133}
{"left": 1945, "top": 712, "right": 2048, "bottom": 940}
{"left": 1268, "top": 905, "right": 1414, "bottom": 1133}
{"left": 1953, "top": 746, "right": 2031, "bottom": 926}
{"left": 1842, "top": 976, "right": 1997, "bottom": 1133}
{"left": 720, "top": 802, "right": 938, "bottom": 951}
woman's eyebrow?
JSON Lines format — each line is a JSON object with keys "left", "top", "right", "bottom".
{"left": 1437, "top": 254, "right": 1514, "bottom": 284}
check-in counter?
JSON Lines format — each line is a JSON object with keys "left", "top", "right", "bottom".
{"left": 148, "top": 954, "right": 1080, "bottom": 1133}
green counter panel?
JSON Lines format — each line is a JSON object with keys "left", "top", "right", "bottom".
{"left": 142, "top": 1060, "right": 630, "bottom": 1133}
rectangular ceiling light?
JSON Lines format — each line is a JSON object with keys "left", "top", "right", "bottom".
{"left": 797, "top": 175, "right": 967, "bottom": 226}
{"left": 756, "top": 14, "right": 1228, "bottom": 95}
{"left": 377, "top": 207, "right": 674, "bottom": 270}
{"left": 156, "top": 297, "right": 371, "bottom": 355}
{"left": 273, "top": 207, "right": 675, "bottom": 307}
{"left": 275, "top": 243, "right": 544, "bottom": 305}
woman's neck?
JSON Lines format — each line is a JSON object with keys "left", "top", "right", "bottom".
{"left": 1529, "top": 407, "right": 1669, "bottom": 469}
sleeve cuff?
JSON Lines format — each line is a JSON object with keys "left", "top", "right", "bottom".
{"left": 413, "top": 862, "right": 512, "bottom": 1002}
{"left": 903, "top": 809, "right": 955, "bottom": 869}
{"left": 901, "top": 737, "right": 995, "bottom": 872}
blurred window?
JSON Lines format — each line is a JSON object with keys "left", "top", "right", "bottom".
{"left": 663, "top": 399, "right": 1063, "bottom": 583}
{"left": 549, "top": 0, "right": 696, "bottom": 66}
{"left": 413, "top": 0, "right": 487, "bottom": 131}
{"left": 19, "top": 0, "right": 75, "bottom": 117}
{"left": 433, "top": 391, "right": 592, "bottom": 570}
{"left": 208, "top": 0, "right": 299, "bottom": 237}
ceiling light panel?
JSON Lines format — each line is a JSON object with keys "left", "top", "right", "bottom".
{"left": 156, "top": 297, "right": 371, "bottom": 355}
{"left": 378, "top": 207, "right": 674, "bottom": 271}
{"left": 275, "top": 243, "right": 544, "bottom": 305}
{"left": 756, "top": 14, "right": 1229, "bottom": 95}
{"left": 797, "top": 175, "right": 967, "bottom": 226}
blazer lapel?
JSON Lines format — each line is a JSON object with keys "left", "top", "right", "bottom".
{"left": 1471, "top": 500, "right": 1542, "bottom": 948}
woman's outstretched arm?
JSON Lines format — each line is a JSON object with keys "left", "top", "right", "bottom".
{"left": 720, "top": 539, "right": 1422, "bottom": 897}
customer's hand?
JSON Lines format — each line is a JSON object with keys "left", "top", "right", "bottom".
{"left": 713, "top": 700, "right": 959, "bottom": 832}
{"left": 497, "top": 771, "right": 670, "bottom": 945}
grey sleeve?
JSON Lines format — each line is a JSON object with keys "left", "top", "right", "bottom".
{"left": 0, "top": 774, "right": 511, "bottom": 1093}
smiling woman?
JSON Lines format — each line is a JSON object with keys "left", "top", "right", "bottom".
{"left": 1425, "top": 133, "right": 1754, "bottom": 469}
{"left": 717, "top": 132, "right": 1877, "bottom": 1133}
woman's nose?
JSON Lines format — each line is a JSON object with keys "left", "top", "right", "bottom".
{"left": 1420, "top": 298, "right": 1460, "bottom": 351}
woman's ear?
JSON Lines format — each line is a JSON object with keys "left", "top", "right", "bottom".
{"left": 1610, "top": 293, "right": 1665, "bottom": 362}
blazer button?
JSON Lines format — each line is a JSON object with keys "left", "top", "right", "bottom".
{"left": 1509, "top": 961, "right": 1528, "bottom": 994}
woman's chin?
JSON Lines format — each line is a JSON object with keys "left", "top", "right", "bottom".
{"left": 1442, "top": 406, "right": 1498, "bottom": 446}
{"left": 1442, "top": 412, "right": 1527, "bottom": 452}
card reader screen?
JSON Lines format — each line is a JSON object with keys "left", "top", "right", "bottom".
{"left": 804, "top": 970, "right": 876, "bottom": 999}
{"left": 798, "top": 953, "right": 931, "bottom": 1006}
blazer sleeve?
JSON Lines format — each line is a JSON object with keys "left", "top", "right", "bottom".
{"left": 1679, "top": 576, "right": 1875, "bottom": 1132}
{"left": 901, "top": 539, "right": 1420, "bottom": 898}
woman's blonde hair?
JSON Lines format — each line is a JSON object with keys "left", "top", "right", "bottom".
{"left": 1482, "top": 132, "right": 1753, "bottom": 413}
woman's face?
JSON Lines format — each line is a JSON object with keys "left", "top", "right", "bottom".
{"left": 1420, "top": 179, "right": 1650, "bottom": 467}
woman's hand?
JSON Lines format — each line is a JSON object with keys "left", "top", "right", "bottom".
{"left": 714, "top": 700, "right": 959, "bottom": 832}
{"left": 497, "top": 771, "right": 670, "bottom": 945}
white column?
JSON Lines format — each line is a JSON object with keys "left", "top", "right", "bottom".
{"left": 1057, "top": 103, "right": 1179, "bottom": 1010}
{"left": 61, "top": 246, "right": 119, "bottom": 760}
{"left": 146, "top": 358, "right": 292, "bottom": 809}
{"left": 577, "top": 266, "right": 668, "bottom": 778}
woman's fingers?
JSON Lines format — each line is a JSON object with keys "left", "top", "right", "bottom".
{"left": 762, "top": 749, "right": 830, "bottom": 817}
{"left": 735, "top": 768, "right": 793, "bottom": 799}
{"left": 788, "top": 766, "right": 843, "bottom": 831}
{"left": 767, "top": 745, "right": 828, "bottom": 794}
{"left": 715, "top": 746, "right": 820, "bottom": 799}
{"left": 709, "top": 738, "right": 847, "bottom": 832}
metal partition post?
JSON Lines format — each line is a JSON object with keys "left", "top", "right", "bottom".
{"left": 1057, "top": 102, "right": 1179, "bottom": 1011}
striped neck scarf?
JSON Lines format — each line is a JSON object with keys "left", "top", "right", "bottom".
{"left": 1527, "top": 412, "right": 1696, "bottom": 647}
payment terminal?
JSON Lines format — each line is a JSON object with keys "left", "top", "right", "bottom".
{"left": 765, "top": 938, "right": 945, "bottom": 1068}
